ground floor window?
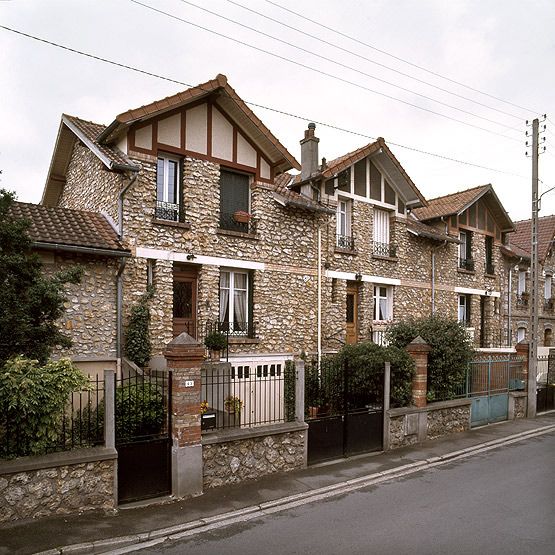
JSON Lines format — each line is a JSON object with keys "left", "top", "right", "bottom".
{"left": 373, "top": 285, "right": 392, "bottom": 321}
{"left": 219, "top": 269, "right": 251, "bottom": 334}
{"left": 458, "top": 294, "right": 471, "bottom": 325}
{"left": 517, "top": 326, "right": 526, "bottom": 343}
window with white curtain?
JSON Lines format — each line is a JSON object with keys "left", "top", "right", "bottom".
{"left": 336, "top": 198, "right": 353, "bottom": 248}
{"left": 517, "top": 327, "right": 526, "bottom": 343}
{"left": 545, "top": 274, "right": 552, "bottom": 300}
{"left": 458, "top": 294, "right": 471, "bottom": 325}
{"left": 373, "top": 285, "right": 392, "bottom": 321}
{"left": 518, "top": 270, "right": 527, "bottom": 295}
{"left": 219, "top": 270, "right": 249, "bottom": 334}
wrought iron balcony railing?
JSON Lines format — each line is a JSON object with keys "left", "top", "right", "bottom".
{"left": 459, "top": 257, "right": 475, "bottom": 271}
{"left": 516, "top": 293, "right": 529, "bottom": 307}
{"left": 372, "top": 241, "right": 397, "bottom": 258}
{"left": 207, "top": 320, "right": 257, "bottom": 339}
{"left": 155, "top": 201, "right": 185, "bottom": 223}
{"left": 336, "top": 234, "right": 355, "bottom": 250}
{"left": 544, "top": 298, "right": 554, "bottom": 311}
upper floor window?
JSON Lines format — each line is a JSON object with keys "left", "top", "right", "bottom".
{"left": 545, "top": 274, "right": 552, "bottom": 300}
{"left": 220, "top": 170, "right": 251, "bottom": 233}
{"left": 459, "top": 231, "right": 474, "bottom": 271}
{"left": 485, "top": 236, "right": 495, "bottom": 275}
{"left": 517, "top": 270, "right": 527, "bottom": 295}
{"left": 336, "top": 198, "right": 354, "bottom": 250}
{"left": 373, "top": 285, "right": 392, "bottom": 321}
{"left": 219, "top": 269, "right": 253, "bottom": 336}
{"left": 517, "top": 327, "right": 526, "bottom": 343}
{"left": 373, "top": 209, "right": 396, "bottom": 257}
{"left": 156, "top": 155, "right": 183, "bottom": 222}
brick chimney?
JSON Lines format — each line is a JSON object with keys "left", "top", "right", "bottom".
{"left": 300, "top": 123, "right": 319, "bottom": 181}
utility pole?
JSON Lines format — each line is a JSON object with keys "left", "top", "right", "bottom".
{"left": 528, "top": 118, "right": 539, "bottom": 418}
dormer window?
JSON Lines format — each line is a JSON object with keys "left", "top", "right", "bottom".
{"left": 156, "top": 155, "right": 183, "bottom": 222}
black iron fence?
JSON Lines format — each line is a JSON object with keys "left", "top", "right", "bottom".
{"left": 201, "top": 360, "right": 295, "bottom": 431}
{"left": 459, "top": 257, "right": 475, "bottom": 271}
{"left": 1, "top": 375, "right": 105, "bottom": 460}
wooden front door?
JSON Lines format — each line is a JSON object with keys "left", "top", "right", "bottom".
{"left": 173, "top": 267, "right": 198, "bottom": 338}
{"left": 346, "top": 282, "right": 359, "bottom": 345}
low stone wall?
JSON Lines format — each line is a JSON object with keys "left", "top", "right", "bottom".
{"left": 0, "top": 447, "right": 117, "bottom": 523}
{"left": 202, "top": 422, "right": 307, "bottom": 489}
{"left": 387, "top": 399, "right": 472, "bottom": 450}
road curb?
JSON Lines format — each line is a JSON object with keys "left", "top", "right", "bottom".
{"left": 36, "top": 424, "right": 555, "bottom": 555}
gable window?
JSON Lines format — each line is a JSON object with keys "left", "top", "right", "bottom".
{"left": 219, "top": 269, "right": 253, "bottom": 336}
{"left": 373, "top": 209, "right": 395, "bottom": 257}
{"left": 458, "top": 294, "right": 471, "bottom": 326}
{"left": 485, "top": 236, "right": 495, "bottom": 275}
{"left": 336, "top": 199, "right": 354, "bottom": 250}
{"left": 459, "top": 231, "right": 474, "bottom": 271}
{"left": 373, "top": 285, "right": 392, "bottom": 321}
{"left": 220, "top": 170, "right": 251, "bottom": 233}
{"left": 156, "top": 155, "right": 182, "bottom": 221}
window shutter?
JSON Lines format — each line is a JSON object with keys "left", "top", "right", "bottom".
{"left": 373, "top": 209, "right": 390, "bottom": 244}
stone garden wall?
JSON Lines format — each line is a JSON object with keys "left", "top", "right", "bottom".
{"left": 202, "top": 423, "right": 307, "bottom": 489}
{"left": 0, "top": 447, "right": 117, "bottom": 523}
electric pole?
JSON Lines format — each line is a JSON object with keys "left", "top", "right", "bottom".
{"left": 528, "top": 118, "right": 539, "bottom": 418}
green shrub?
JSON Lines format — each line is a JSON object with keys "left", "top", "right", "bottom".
{"left": 284, "top": 360, "right": 296, "bottom": 422}
{"left": 204, "top": 331, "right": 227, "bottom": 351}
{"left": 0, "top": 357, "right": 89, "bottom": 457}
{"left": 125, "top": 288, "right": 153, "bottom": 367}
{"left": 385, "top": 316, "right": 474, "bottom": 401}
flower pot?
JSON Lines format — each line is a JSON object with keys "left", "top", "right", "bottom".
{"left": 209, "top": 349, "right": 221, "bottom": 361}
{"left": 233, "top": 210, "right": 251, "bottom": 224}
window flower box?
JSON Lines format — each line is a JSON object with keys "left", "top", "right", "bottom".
{"left": 233, "top": 210, "right": 251, "bottom": 224}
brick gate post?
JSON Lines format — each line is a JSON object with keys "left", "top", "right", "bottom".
{"left": 164, "top": 332, "right": 205, "bottom": 498}
{"left": 406, "top": 336, "right": 432, "bottom": 408}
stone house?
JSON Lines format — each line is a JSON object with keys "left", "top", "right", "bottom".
{"left": 40, "top": 74, "right": 332, "bottom": 373}
{"left": 501, "top": 215, "right": 555, "bottom": 346}
{"left": 6, "top": 201, "right": 130, "bottom": 375}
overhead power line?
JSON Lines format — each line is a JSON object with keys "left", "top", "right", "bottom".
{"left": 264, "top": 0, "right": 540, "bottom": 116}
{"left": 130, "top": 0, "right": 520, "bottom": 143}
{"left": 225, "top": 0, "right": 523, "bottom": 122}
{"left": 0, "top": 24, "right": 527, "bottom": 178}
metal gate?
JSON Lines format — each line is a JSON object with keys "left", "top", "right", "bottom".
{"left": 306, "top": 358, "right": 384, "bottom": 465}
{"left": 468, "top": 356, "right": 524, "bottom": 427}
{"left": 537, "top": 354, "right": 555, "bottom": 413}
{"left": 116, "top": 371, "right": 172, "bottom": 504}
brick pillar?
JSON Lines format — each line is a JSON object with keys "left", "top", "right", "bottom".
{"left": 164, "top": 332, "right": 205, "bottom": 498}
{"left": 406, "top": 336, "right": 432, "bottom": 408}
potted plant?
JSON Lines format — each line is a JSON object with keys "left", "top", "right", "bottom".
{"left": 204, "top": 331, "right": 227, "bottom": 360}
{"left": 224, "top": 395, "right": 243, "bottom": 414}
{"left": 233, "top": 210, "right": 251, "bottom": 224}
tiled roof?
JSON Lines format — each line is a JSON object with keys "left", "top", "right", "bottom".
{"left": 8, "top": 202, "right": 129, "bottom": 255}
{"left": 63, "top": 114, "right": 139, "bottom": 170}
{"left": 406, "top": 219, "right": 459, "bottom": 243}
{"left": 411, "top": 185, "right": 490, "bottom": 221}
{"left": 510, "top": 215, "right": 555, "bottom": 262}
{"left": 271, "top": 173, "right": 334, "bottom": 213}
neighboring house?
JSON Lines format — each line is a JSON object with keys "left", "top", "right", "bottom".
{"left": 412, "top": 185, "right": 515, "bottom": 348}
{"left": 41, "top": 74, "right": 331, "bottom": 372}
{"left": 6, "top": 201, "right": 130, "bottom": 374}
{"left": 501, "top": 215, "right": 555, "bottom": 346}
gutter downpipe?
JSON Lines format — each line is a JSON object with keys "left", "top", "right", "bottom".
{"left": 317, "top": 223, "right": 322, "bottom": 367}
{"left": 116, "top": 171, "right": 138, "bottom": 374}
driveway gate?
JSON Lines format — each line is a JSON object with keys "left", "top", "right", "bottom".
{"left": 537, "top": 353, "right": 555, "bottom": 413}
{"left": 468, "top": 356, "right": 525, "bottom": 427}
{"left": 116, "top": 371, "right": 172, "bottom": 504}
{"left": 306, "top": 358, "right": 384, "bottom": 465}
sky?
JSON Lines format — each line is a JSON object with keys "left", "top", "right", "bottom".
{"left": 1, "top": 0, "right": 554, "bottom": 222}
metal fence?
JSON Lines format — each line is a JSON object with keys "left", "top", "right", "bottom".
{"left": 200, "top": 360, "right": 295, "bottom": 431}
{"left": 1, "top": 375, "right": 105, "bottom": 460}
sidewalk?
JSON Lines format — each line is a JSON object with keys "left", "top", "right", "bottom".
{"left": 1, "top": 413, "right": 554, "bottom": 555}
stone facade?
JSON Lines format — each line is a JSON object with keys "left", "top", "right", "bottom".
{"left": 202, "top": 427, "right": 306, "bottom": 488}
{"left": 0, "top": 450, "right": 116, "bottom": 523}
{"left": 426, "top": 405, "right": 471, "bottom": 440}
{"left": 40, "top": 251, "right": 119, "bottom": 360}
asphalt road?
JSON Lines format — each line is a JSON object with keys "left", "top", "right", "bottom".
{"left": 143, "top": 432, "right": 554, "bottom": 555}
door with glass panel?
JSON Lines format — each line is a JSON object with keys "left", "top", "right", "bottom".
{"left": 173, "top": 267, "right": 198, "bottom": 338}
